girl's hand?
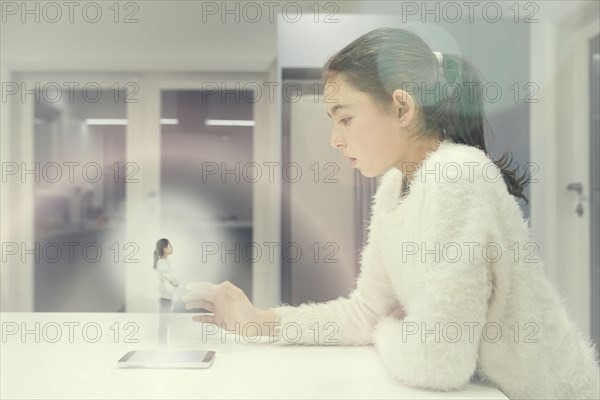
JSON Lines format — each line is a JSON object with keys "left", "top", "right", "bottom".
{"left": 183, "top": 281, "right": 265, "bottom": 335}
{"left": 387, "top": 305, "right": 406, "bottom": 320}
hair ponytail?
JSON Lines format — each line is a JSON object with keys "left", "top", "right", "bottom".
{"left": 322, "top": 27, "right": 531, "bottom": 204}
{"left": 435, "top": 54, "right": 531, "bottom": 203}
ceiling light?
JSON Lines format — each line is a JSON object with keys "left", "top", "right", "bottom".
{"left": 84, "top": 119, "right": 179, "bottom": 125}
{"left": 85, "top": 119, "right": 128, "bottom": 125}
{"left": 205, "top": 119, "right": 255, "bottom": 127}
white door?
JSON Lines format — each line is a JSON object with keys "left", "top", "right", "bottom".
{"left": 556, "top": 15, "right": 599, "bottom": 337}
{"left": 531, "top": 4, "right": 600, "bottom": 337}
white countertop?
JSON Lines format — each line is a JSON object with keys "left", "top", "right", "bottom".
{"left": 0, "top": 312, "right": 508, "bottom": 399}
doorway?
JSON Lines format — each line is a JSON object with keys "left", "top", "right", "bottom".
{"left": 158, "top": 88, "right": 255, "bottom": 304}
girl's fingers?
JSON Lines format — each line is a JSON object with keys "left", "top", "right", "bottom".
{"left": 184, "top": 300, "right": 215, "bottom": 312}
{"left": 192, "top": 314, "right": 216, "bottom": 324}
{"left": 181, "top": 292, "right": 202, "bottom": 302}
{"left": 181, "top": 293, "right": 207, "bottom": 304}
{"left": 183, "top": 282, "right": 217, "bottom": 302}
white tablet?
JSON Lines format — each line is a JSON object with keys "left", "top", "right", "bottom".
{"left": 117, "top": 350, "right": 215, "bottom": 369}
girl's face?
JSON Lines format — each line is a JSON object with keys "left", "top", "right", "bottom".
{"left": 325, "top": 75, "right": 418, "bottom": 178}
{"left": 164, "top": 243, "right": 173, "bottom": 256}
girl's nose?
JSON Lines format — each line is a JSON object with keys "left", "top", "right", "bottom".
{"left": 330, "top": 128, "right": 346, "bottom": 150}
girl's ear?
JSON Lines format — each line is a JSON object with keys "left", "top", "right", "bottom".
{"left": 392, "top": 89, "right": 413, "bottom": 121}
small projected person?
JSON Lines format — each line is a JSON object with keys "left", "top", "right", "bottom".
{"left": 153, "top": 238, "right": 180, "bottom": 313}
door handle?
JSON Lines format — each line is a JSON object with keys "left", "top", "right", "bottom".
{"left": 566, "top": 182, "right": 586, "bottom": 217}
{"left": 566, "top": 182, "right": 583, "bottom": 195}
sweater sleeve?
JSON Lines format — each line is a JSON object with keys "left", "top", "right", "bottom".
{"left": 372, "top": 165, "right": 494, "bottom": 391}
{"left": 269, "top": 219, "right": 399, "bottom": 346}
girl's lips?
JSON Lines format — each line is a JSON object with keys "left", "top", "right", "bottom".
{"left": 343, "top": 154, "right": 357, "bottom": 167}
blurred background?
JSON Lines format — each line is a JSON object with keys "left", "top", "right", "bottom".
{"left": 0, "top": 1, "right": 598, "bottom": 347}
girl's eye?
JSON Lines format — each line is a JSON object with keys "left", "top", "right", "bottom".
{"left": 340, "top": 117, "right": 351, "bottom": 126}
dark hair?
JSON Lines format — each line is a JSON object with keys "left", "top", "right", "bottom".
{"left": 153, "top": 238, "right": 170, "bottom": 269}
{"left": 322, "top": 27, "right": 531, "bottom": 204}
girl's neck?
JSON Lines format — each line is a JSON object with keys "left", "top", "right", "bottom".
{"left": 402, "top": 137, "right": 442, "bottom": 183}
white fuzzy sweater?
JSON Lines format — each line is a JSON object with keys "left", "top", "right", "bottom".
{"left": 270, "top": 140, "right": 600, "bottom": 399}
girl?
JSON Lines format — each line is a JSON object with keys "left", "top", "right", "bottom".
{"left": 154, "top": 238, "right": 180, "bottom": 312}
{"left": 183, "top": 28, "right": 599, "bottom": 399}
